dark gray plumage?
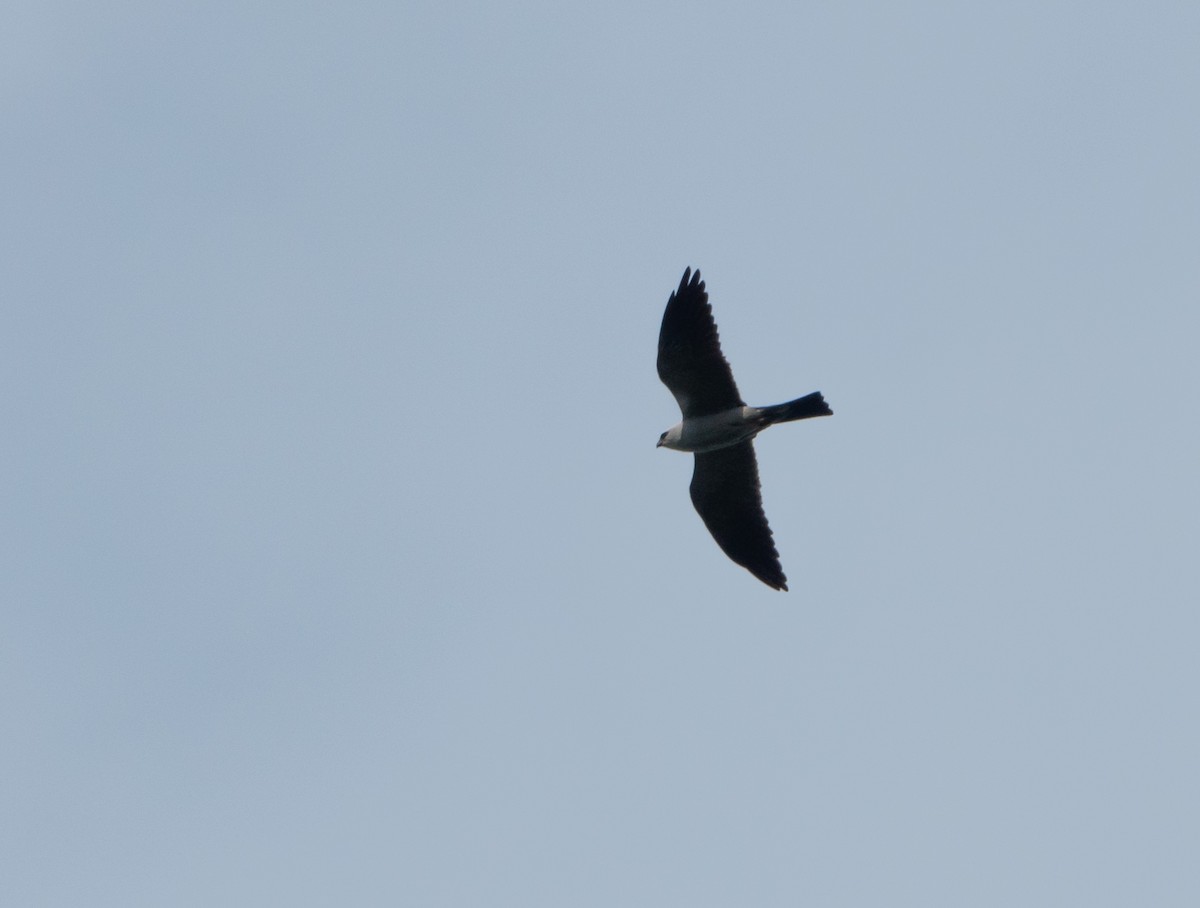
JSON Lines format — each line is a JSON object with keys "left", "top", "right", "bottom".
{"left": 656, "top": 268, "right": 832, "bottom": 590}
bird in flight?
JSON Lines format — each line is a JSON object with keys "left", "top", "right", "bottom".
{"left": 656, "top": 268, "right": 832, "bottom": 590}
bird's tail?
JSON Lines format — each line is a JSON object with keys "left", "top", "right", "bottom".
{"left": 760, "top": 392, "right": 833, "bottom": 425}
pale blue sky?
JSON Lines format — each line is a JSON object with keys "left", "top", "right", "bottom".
{"left": 4, "top": 2, "right": 1199, "bottom": 905}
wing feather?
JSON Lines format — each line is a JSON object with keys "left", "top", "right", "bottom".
{"left": 657, "top": 268, "right": 744, "bottom": 418}
{"left": 689, "top": 442, "right": 787, "bottom": 591}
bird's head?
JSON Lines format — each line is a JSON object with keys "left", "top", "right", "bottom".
{"left": 657, "top": 425, "right": 682, "bottom": 450}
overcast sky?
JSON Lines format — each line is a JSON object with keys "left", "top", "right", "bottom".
{"left": 4, "top": 2, "right": 1200, "bottom": 905}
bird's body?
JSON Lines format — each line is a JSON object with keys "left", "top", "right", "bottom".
{"left": 656, "top": 268, "right": 832, "bottom": 591}
{"left": 657, "top": 406, "right": 766, "bottom": 453}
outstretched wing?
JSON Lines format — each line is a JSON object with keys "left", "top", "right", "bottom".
{"left": 689, "top": 442, "right": 787, "bottom": 591}
{"left": 657, "top": 268, "right": 744, "bottom": 418}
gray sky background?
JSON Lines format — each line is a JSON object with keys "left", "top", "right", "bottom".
{"left": 4, "top": 2, "right": 1199, "bottom": 905}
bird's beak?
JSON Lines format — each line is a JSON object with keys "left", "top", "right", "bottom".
{"left": 655, "top": 438, "right": 663, "bottom": 448}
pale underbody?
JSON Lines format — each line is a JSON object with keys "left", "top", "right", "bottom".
{"left": 657, "top": 406, "right": 769, "bottom": 453}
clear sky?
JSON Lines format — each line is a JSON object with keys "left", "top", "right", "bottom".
{"left": 4, "top": 2, "right": 1199, "bottom": 905}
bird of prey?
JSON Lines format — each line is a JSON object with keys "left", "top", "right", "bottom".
{"left": 656, "top": 267, "right": 832, "bottom": 590}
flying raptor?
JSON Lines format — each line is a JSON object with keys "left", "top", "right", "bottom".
{"left": 656, "top": 267, "right": 832, "bottom": 590}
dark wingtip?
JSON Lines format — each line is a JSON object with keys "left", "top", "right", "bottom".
{"left": 754, "top": 569, "right": 788, "bottom": 591}
{"left": 672, "top": 267, "right": 705, "bottom": 301}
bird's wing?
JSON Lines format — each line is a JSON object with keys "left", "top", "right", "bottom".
{"left": 657, "top": 268, "right": 744, "bottom": 418}
{"left": 689, "top": 442, "right": 787, "bottom": 591}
